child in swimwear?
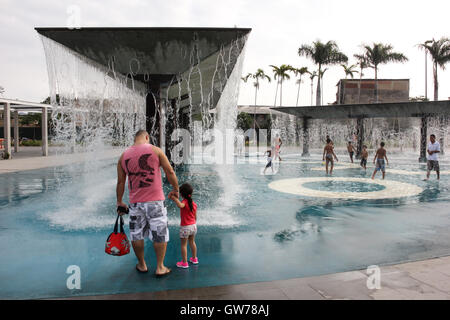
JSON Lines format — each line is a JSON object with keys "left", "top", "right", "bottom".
{"left": 371, "top": 142, "right": 389, "bottom": 179}
{"left": 274, "top": 135, "right": 282, "bottom": 161}
{"left": 322, "top": 138, "right": 338, "bottom": 175}
{"left": 347, "top": 141, "right": 356, "bottom": 163}
{"left": 360, "top": 145, "right": 368, "bottom": 170}
{"left": 170, "top": 183, "right": 198, "bottom": 268}
{"left": 263, "top": 148, "right": 274, "bottom": 174}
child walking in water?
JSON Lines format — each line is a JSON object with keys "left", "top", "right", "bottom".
{"left": 347, "top": 141, "right": 356, "bottom": 163}
{"left": 322, "top": 138, "right": 338, "bottom": 175}
{"left": 170, "top": 183, "right": 199, "bottom": 268}
{"left": 372, "top": 142, "right": 389, "bottom": 179}
{"left": 360, "top": 145, "right": 368, "bottom": 170}
{"left": 263, "top": 148, "right": 274, "bottom": 174}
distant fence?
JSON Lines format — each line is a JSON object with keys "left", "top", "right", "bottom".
{"left": 0, "top": 127, "right": 43, "bottom": 140}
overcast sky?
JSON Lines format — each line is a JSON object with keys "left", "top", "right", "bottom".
{"left": 1, "top": 0, "right": 449, "bottom": 106}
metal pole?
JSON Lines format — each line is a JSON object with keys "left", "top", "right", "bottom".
{"left": 3, "top": 102, "right": 11, "bottom": 159}
{"left": 425, "top": 51, "right": 428, "bottom": 100}
{"left": 419, "top": 116, "right": 428, "bottom": 162}
{"left": 14, "top": 110, "right": 19, "bottom": 153}
{"left": 356, "top": 117, "right": 364, "bottom": 159}
{"left": 42, "top": 107, "right": 48, "bottom": 156}
{"left": 301, "top": 117, "right": 310, "bottom": 157}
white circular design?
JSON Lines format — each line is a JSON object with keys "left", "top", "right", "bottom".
{"left": 310, "top": 165, "right": 450, "bottom": 176}
{"left": 268, "top": 177, "right": 423, "bottom": 200}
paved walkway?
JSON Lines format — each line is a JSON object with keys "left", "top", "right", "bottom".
{"left": 0, "top": 147, "right": 122, "bottom": 174}
{"left": 60, "top": 255, "right": 450, "bottom": 300}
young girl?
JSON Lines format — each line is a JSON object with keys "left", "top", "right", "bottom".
{"left": 170, "top": 183, "right": 198, "bottom": 268}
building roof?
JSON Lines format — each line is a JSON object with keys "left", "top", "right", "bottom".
{"left": 238, "top": 105, "right": 284, "bottom": 115}
{"left": 0, "top": 98, "right": 52, "bottom": 112}
{"left": 336, "top": 79, "right": 410, "bottom": 86}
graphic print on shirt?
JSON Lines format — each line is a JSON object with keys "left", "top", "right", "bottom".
{"left": 125, "top": 153, "right": 155, "bottom": 190}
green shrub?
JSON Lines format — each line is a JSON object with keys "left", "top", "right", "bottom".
{"left": 21, "top": 140, "right": 42, "bottom": 146}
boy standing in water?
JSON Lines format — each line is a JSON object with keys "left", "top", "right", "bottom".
{"left": 371, "top": 142, "right": 389, "bottom": 179}
{"left": 347, "top": 141, "right": 356, "bottom": 163}
{"left": 322, "top": 138, "right": 338, "bottom": 175}
{"left": 360, "top": 145, "right": 368, "bottom": 170}
{"left": 425, "top": 134, "right": 440, "bottom": 180}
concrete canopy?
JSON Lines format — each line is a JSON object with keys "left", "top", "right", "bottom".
{"left": 271, "top": 100, "right": 450, "bottom": 119}
{"left": 35, "top": 27, "right": 251, "bottom": 113}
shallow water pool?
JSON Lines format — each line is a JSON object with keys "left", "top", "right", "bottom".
{"left": 1, "top": 153, "right": 450, "bottom": 299}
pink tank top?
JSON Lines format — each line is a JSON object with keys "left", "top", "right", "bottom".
{"left": 121, "top": 144, "right": 165, "bottom": 203}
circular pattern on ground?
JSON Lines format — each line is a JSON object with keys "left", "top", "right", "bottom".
{"left": 310, "top": 165, "right": 450, "bottom": 175}
{"left": 268, "top": 177, "right": 423, "bottom": 200}
{"left": 302, "top": 181, "right": 386, "bottom": 192}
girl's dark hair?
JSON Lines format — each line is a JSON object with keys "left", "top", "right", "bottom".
{"left": 179, "top": 183, "right": 194, "bottom": 212}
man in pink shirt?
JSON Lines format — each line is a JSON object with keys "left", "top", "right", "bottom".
{"left": 116, "top": 130, "right": 179, "bottom": 276}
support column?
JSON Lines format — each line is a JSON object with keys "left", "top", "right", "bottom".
{"left": 439, "top": 115, "right": 446, "bottom": 155}
{"left": 42, "top": 107, "right": 48, "bottom": 156}
{"left": 146, "top": 82, "right": 161, "bottom": 147}
{"left": 419, "top": 115, "right": 428, "bottom": 163}
{"left": 14, "top": 110, "right": 19, "bottom": 153}
{"left": 301, "top": 117, "right": 310, "bottom": 157}
{"left": 159, "top": 90, "right": 166, "bottom": 152}
{"left": 355, "top": 117, "right": 364, "bottom": 159}
{"left": 3, "top": 103, "right": 11, "bottom": 159}
{"left": 165, "top": 98, "right": 177, "bottom": 166}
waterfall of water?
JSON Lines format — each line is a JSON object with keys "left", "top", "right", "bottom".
{"left": 38, "top": 32, "right": 249, "bottom": 230}
{"left": 40, "top": 36, "right": 147, "bottom": 154}
{"left": 204, "top": 38, "right": 248, "bottom": 227}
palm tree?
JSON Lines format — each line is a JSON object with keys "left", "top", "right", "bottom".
{"left": 242, "top": 69, "right": 271, "bottom": 131}
{"left": 339, "top": 64, "right": 358, "bottom": 104}
{"left": 341, "top": 64, "right": 358, "bottom": 79}
{"left": 298, "top": 40, "right": 348, "bottom": 106}
{"left": 418, "top": 37, "right": 450, "bottom": 154}
{"left": 357, "top": 43, "right": 408, "bottom": 102}
{"left": 307, "top": 71, "right": 317, "bottom": 105}
{"left": 294, "top": 67, "right": 308, "bottom": 106}
{"left": 418, "top": 37, "right": 450, "bottom": 101}
{"left": 354, "top": 54, "right": 369, "bottom": 103}
{"left": 319, "top": 68, "right": 328, "bottom": 105}
{"left": 270, "top": 64, "right": 294, "bottom": 106}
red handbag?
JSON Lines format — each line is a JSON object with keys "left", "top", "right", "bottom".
{"left": 105, "top": 215, "right": 130, "bottom": 256}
